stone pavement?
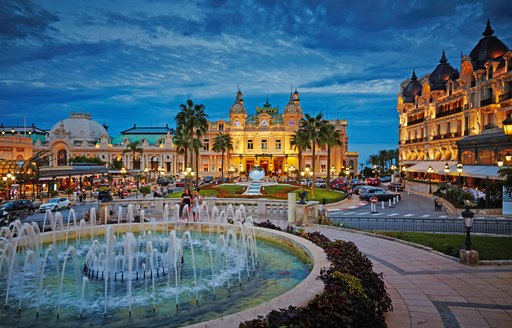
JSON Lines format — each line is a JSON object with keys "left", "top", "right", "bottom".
{"left": 267, "top": 198, "right": 512, "bottom": 327}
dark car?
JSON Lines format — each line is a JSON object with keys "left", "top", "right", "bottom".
{"left": 360, "top": 189, "right": 401, "bottom": 201}
{"left": 0, "top": 199, "right": 35, "bottom": 224}
{"left": 203, "top": 176, "right": 214, "bottom": 183}
{"left": 387, "top": 183, "right": 404, "bottom": 192}
{"left": 175, "top": 179, "right": 185, "bottom": 187}
{"left": 156, "top": 177, "right": 170, "bottom": 186}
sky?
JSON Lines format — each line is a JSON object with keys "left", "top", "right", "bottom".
{"left": 1, "top": 0, "right": 511, "bottom": 163}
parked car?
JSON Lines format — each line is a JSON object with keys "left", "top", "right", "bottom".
{"left": 39, "top": 197, "right": 71, "bottom": 212}
{"left": 156, "top": 177, "right": 170, "bottom": 186}
{"left": 175, "top": 179, "right": 185, "bottom": 187}
{"left": 366, "top": 178, "right": 381, "bottom": 186}
{"left": 0, "top": 200, "right": 35, "bottom": 224}
{"left": 203, "top": 176, "right": 214, "bottom": 183}
{"left": 380, "top": 176, "right": 392, "bottom": 183}
{"left": 387, "top": 183, "right": 404, "bottom": 192}
{"left": 359, "top": 189, "right": 401, "bottom": 201}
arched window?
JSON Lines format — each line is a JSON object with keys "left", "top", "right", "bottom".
{"left": 57, "top": 149, "right": 67, "bottom": 166}
{"left": 461, "top": 150, "right": 475, "bottom": 165}
{"left": 151, "top": 156, "right": 159, "bottom": 171}
{"left": 133, "top": 156, "right": 141, "bottom": 170}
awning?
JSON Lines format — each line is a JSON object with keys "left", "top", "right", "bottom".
{"left": 405, "top": 161, "right": 457, "bottom": 173}
{"left": 446, "top": 165, "right": 506, "bottom": 180}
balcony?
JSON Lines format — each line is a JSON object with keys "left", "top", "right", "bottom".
{"left": 408, "top": 118, "right": 424, "bottom": 126}
{"left": 480, "top": 98, "right": 495, "bottom": 107}
{"left": 499, "top": 91, "right": 512, "bottom": 102}
{"left": 435, "top": 107, "right": 462, "bottom": 119}
{"left": 483, "top": 123, "right": 498, "bottom": 130}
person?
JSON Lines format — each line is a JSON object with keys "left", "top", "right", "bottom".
{"left": 437, "top": 198, "right": 443, "bottom": 211}
{"left": 78, "top": 191, "right": 83, "bottom": 205}
{"left": 193, "top": 189, "right": 203, "bottom": 221}
{"left": 180, "top": 188, "right": 192, "bottom": 219}
{"left": 433, "top": 197, "right": 439, "bottom": 211}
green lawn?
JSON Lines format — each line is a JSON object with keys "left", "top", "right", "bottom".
{"left": 378, "top": 231, "right": 512, "bottom": 260}
{"left": 296, "top": 188, "right": 345, "bottom": 204}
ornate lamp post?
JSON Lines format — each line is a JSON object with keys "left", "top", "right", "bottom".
{"left": 228, "top": 165, "right": 236, "bottom": 182}
{"left": 183, "top": 166, "right": 195, "bottom": 190}
{"left": 456, "top": 162, "right": 463, "bottom": 188}
{"left": 345, "top": 166, "right": 350, "bottom": 179}
{"left": 444, "top": 162, "right": 450, "bottom": 183}
{"left": 461, "top": 206, "right": 475, "bottom": 250}
{"left": 390, "top": 164, "right": 397, "bottom": 182}
{"left": 2, "top": 173, "right": 16, "bottom": 200}
{"left": 288, "top": 165, "right": 296, "bottom": 181}
{"left": 330, "top": 165, "right": 336, "bottom": 182}
{"left": 144, "top": 167, "right": 149, "bottom": 183}
{"left": 427, "top": 165, "right": 433, "bottom": 194}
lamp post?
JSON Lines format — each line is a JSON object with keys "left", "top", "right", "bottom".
{"left": 330, "top": 165, "right": 336, "bottom": 182}
{"left": 288, "top": 165, "right": 296, "bottom": 181}
{"left": 228, "top": 165, "right": 235, "bottom": 182}
{"left": 391, "top": 164, "right": 397, "bottom": 182}
{"left": 2, "top": 173, "right": 16, "bottom": 200}
{"left": 444, "top": 162, "right": 450, "bottom": 183}
{"left": 502, "top": 113, "right": 512, "bottom": 139}
{"left": 345, "top": 166, "right": 350, "bottom": 179}
{"left": 456, "top": 162, "right": 463, "bottom": 188}
{"left": 144, "top": 167, "right": 149, "bottom": 183}
{"left": 461, "top": 206, "right": 475, "bottom": 250}
{"left": 300, "top": 170, "right": 305, "bottom": 184}
{"left": 427, "top": 165, "right": 433, "bottom": 194}
{"left": 183, "top": 166, "right": 195, "bottom": 190}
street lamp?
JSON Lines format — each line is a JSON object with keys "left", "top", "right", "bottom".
{"left": 502, "top": 113, "right": 512, "bottom": 139}
{"left": 228, "top": 165, "right": 236, "bottom": 182}
{"left": 144, "top": 167, "right": 149, "bottom": 183}
{"left": 391, "top": 164, "right": 397, "bottom": 182}
{"left": 427, "top": 165, "right": 433, "bottom": 194}
{"left": 288, "top": 165, "right": 296, "bottom": 181}
{"left": 456, "top": 162, "right": 463, "bottom": 188}
{"left": 345, "top": 166, "right": 350, "bottom": 179}
{"left": 183, "top": 166, "right": 195, "bottom": 189}
{"left": 330, "top": 165, "right": 336, "bottom": 181}
{"left": 461, "top": 206, "right": 475, "bottom": 250}
{"left": 2, "top": 173, "right": 16, "bottom": 200}
{"left": 444, "top": 162, "right": 450, "bottom": 183}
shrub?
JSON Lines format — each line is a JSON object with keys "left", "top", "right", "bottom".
{"left": 50, "top": 190, "right": 59, "bottom": 197}
{"left": 139, "top": 186, "right": 151, "bottom": 197}
{"left": 66, "top": 188, "right": 74, "bottom": 195}
{"left": 245, "top": 223, "right": 392, "bottom": 327}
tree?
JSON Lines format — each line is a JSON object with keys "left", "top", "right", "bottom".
{"left": 172, "top": 128, "right": 191, "bottom": 172}
{"left": 69, "top": 155, "right": 104, "bottom": 165}
{"left": 299, "top": 113, "right": 327, "bottom": 197}
{"left": 321, "top": 123, "right": 342, "bottom": 191}
{"left": 212, "top": 132, "right": 233, "bottom": 183}
{"left": 123, "top": 140, "right": 144, "bottom": 170}
{"left": 290, "top": 129, "right": 310, "bottom": 182}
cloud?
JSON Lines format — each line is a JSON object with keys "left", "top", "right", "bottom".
{"left": 0, "top": 0, "right": 58, "bottom": 39}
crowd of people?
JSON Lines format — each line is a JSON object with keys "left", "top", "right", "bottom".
{"left": 179, "top": 188, "right": 203, "bottom": 221}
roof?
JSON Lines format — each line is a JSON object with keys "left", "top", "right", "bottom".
{"left": 111, "top": 134, "right": 166, "bottom": 145}
{"left": 469, "top": 20, "right": 509, "bottom": 70}
{"left": 120, "top": 124, "right": 174, "bottom": 135}
{"left": 405, "top": 161, "right": 457, "bottom": 173}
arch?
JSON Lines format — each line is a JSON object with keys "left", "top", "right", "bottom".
{"left": 57, "top": 149, "right": 68, "bottom": 166}
{"left": 150, "top": 156, "right": 160, "bottom": 170}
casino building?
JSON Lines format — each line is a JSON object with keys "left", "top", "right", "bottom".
{"left": 397, "top": 20, "right": 512, "bottom": 184}
{"left": 1, "top": 90, "right": 358, "bottom": 192}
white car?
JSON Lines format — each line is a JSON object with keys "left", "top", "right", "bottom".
{"left": 39, "top": 197, "right": 71, "bottom": 212}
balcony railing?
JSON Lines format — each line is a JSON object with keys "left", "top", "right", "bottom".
{"left": 483, "top": 123, "right": 498, "bottom": 130}
{"left": 435, "top": 107, "right": 462, "bottom": 119}
{"left": 480, "top": 98, "right": 495, "bottom": 107}
{"left": 407, "top": 118, "right": 424, "bottom": 126}
{"left": 499, "top": 91, "right": 512, "bottom": 102}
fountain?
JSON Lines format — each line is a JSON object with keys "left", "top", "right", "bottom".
{"left": 0, "top": 202, "right": 318, "bottom": 327}
{"left": 241, "top": 166, "right": 277, "bottom": 195}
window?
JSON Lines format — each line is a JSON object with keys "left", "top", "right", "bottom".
{"left": 203, "top": 138, "right": 210, "bottom": 151}
{"left": 248, "top": 139, "right": 253, "bottom": 150}
{"left": 219, "top": 124, "right": 224, "bottom": 131}
{"left": 203, "top": 164, "right": 209, "bottom": 172}
{"left": 261, "top": 139, "right": 267, "bottom": 149}
{"left": 275, "top": 139, "right": 281, "bottom": 150}
{"left": 320, "top": 164, "right": 326, "bottom": 172}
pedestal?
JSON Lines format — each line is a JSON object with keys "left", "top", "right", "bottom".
{"left": 460, "top": 249, "right": 479, "bottom": 266}
{"left": 288, "top": 193, "right": 296, "bottom": 223}
{"left": 100, "top": 204, "right": 110, "bottom": 224}
{"left": 295, "top": 204, "right": 307, "bottom": 226}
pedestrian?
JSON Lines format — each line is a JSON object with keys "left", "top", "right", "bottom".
{"left": 180, "top": 188, "right": 192, "bottom": 219}
{"left": 433, "top": 197, "right": 439, "bottom": 211}
{"left": 193, "top": 189, "right": 203, "bottom": 222}
{"left": 78, "top": 192, "right": 83, "bottom": 205}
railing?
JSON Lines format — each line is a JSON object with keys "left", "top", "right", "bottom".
{"left": 499, "top": 91, "right": 512, "bottom": 102}
{"left": 328, "top": 217, "right": 512, "bottom": 236}
{"left": 435, "top": 107, "right": 462, "bottom": 118}
{"left": 408, "top": 118, "right": 424, "bottom": 126}
{"left": 483, "top": 123, "right": 498, "bottom": 130}
{"left": 480, "top": 98, "right": 494, "bottom": 107}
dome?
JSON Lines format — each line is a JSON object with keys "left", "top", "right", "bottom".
{"left": 402, "top": 70, "right": 422, "bottom": 103}
{"left": 229, "top": 89, "right": 246, "bottom": 114}
{"left": 284, "top": 89, "right": 302, "bottom": 114}
{"left": 428, "top": 51, "right": 459, "bottom": 91}
{"left": 50, "top": 113, "right": 108, "bottom": 141}
{"left": 469, "top": 20, "right": 509, "bottom": 70}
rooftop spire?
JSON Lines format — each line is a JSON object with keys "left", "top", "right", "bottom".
{"left": 411, "top": 70, "right": 417, "bottom": 80}
{"left": 483, "top": 19, "right": 494, "bottom": 37}
{"left": 440, "top": 50, "right": 448, "bottom": 64}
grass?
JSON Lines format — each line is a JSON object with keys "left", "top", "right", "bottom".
{"left": 296, "top": 187, "right": 345, "bottom": 204}
{"left": 378, "top": 231, "right": 512, "bottom": 261}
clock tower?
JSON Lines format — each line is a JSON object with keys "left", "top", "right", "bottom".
{"left": 283, "top": 89, "right": 303, "bottom": 130}
{"left": 229, "top": 89, "right": 247, "bottom": 129}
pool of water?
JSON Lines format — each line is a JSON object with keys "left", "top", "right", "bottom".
{"left": 0, "top": 230, "right": 311, "bottom": 327}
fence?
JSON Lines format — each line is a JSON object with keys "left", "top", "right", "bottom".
{"left": 328, "top": 216, "right": 512, "bottom": 236}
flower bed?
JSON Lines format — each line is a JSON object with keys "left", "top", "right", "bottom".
{"left": 242, "top": 221, "right": 392, "bottom": 327}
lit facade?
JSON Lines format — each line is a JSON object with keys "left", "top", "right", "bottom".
{"left": 1, "top": 92, "right": 357, "bottom": 180}
{"left": 397, "top": 20, "right": 512, "bottom": 180}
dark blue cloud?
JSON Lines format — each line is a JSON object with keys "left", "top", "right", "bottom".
{"left": 0, "top": 0, "right": 59, "bottom": 39}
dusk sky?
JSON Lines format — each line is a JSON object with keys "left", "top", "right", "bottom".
{"left": 1, "top": 0, "right": 511, "bottom": 163}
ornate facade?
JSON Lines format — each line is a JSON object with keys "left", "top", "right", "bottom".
{"left": 397, "top": 20, "right": 512, "bottom": 180}
{"left": 1, "top": 91, "right": 357, "bottom": 181}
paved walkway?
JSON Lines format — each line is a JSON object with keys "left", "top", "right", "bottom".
{"left": 267, "top": 198, "right": 512, "bottom": 328}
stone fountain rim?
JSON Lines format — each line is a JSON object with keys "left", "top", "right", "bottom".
{"left": 33, "top": 222, "right": 329, "bottom": 328}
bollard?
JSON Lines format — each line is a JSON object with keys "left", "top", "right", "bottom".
{"left": 407, "top": 189, "right": 410, "bottom": 195}
{"left": 393, "top": 197, "right": 396, "bottom": 204}
{"left": 381, "top": 201, "right": 384, "bottom": 209}
{"left": 389, "top": 199, "right": 392, "bottom": 207}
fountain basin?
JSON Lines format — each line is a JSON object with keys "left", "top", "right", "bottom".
{"left": 0, "top": 222, "right": 328, "bottom": 327}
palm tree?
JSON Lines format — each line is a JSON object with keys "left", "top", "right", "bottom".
{"left": 290, "top": 129, "right": 310, "bottom": 182}
{"left": 299, "top": 113, "right": 327, "bottom": 197}
{"left": 212, "top": 132, "right": 233, "bottom": 183}
{"left": 172, "top": 128, "right": 191, "bottom": 172}
{"left": 321, "top": 122, "right": 342, "bottom": 190}
{"left": 123, "top": 140, "right": 144, "bottom": 170}
{"left": 175, "top": 99, "right": 208, "bottom": 185}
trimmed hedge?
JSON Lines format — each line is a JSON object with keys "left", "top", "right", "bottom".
{"left": 242, "top": 222, "right": 392, "bottom": 328}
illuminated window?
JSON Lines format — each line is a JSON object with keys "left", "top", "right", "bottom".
{"left": 261, "top": 139, "right": 267, "bottom": 149}
{"left": 275, "top": 139, "right": 281, "bottom": 150}
{"left": 203, "top": 164, "right": 209, "bottom": 172}
{"left": 247, "top": 139, "right": 253, "bottom": 150}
